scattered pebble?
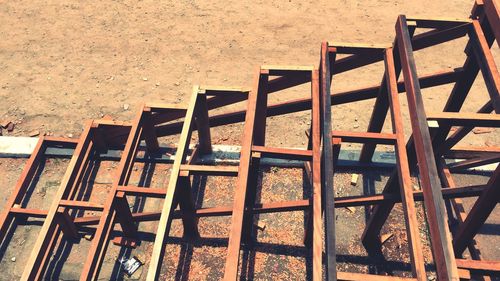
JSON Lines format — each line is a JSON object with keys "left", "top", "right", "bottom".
{"left": 256, "top": 221, "right": 266, "bottom": 231}
{"left": 380, "top": 233, "right": 394, "bottom": 244}
{"left": 10, "top": 257, "right": 16, "bottom": 262}
{"left": 0, "top": 120, "right": 11, "bottom": 128}
{"left": 142, "top": 77, "right": 148, "bottom": 81}
{"left": 472, "top": 128, "right": 493, "bottom": 134}
{"left": 345, "top": 206, "right": 356, "bottom": 213}
{"left": 155, "top": 82, "right": 160, "bottom": 86}
{"left": 123, "top": 103, "right": 130, "bottom": 110}
{"left": 67, "top": 133, "right": 74, "bottom": 138}
{"left": 7, "top": 122, "right": 14, "bottom": 132}
{"left": 174, "top": 82, "right": 180, "bottom": 86}
{"left": 350, "top": 174, "right": 358, "bottom": 186}
{"left": 29, "top": 130, "right": 40, "bottom": 137}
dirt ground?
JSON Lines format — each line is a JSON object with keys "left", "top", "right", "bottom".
{"left": 0, "top": 0, "right": 499, "bottom": 280}
{"left": 0, "top": 0, "right": 498, "bottom": 144}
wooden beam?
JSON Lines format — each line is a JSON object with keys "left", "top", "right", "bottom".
{"left": 396, "top": 15, "right": 458, "bottom": 280}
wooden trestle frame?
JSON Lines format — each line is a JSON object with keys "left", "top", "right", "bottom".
{"left": 0, "top": 0, "right": 499, "bottom": 280}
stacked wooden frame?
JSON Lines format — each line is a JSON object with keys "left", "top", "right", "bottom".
{"left": 0, "top": 0, "right": 498, "bottom": 280}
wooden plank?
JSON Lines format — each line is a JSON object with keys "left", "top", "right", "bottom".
{"left": 194, "top": 92, "right": 212, "bottom": 154}
{"left": 21, "top": 121, "right": 94, "bottom": 280}
{"left": 0, "top": 137, "right": 45, "bottom": 243}
{"left": 310, "top": 68, "right": 324, "bottom": 281}
{"left": 116, "top": 185, "right": 167, "bottom": 198}
{"left": 321, "top": 42, "right": 337, "bottom": 281}
{"left": 180, "top": 164, "right": 239, "bottom": 177}
{"left": 332, "top": 130, "right": 397, "bottom": 145}
{"left": 447, "top": 155, "right": 500, "bottom": 171}
{"left": 456, "top": 259, "right": 500, "bottom": 275}
{"left": 80, "top": 106, "right": 145, "bottom": 280}
{"left": 483, "top": 0, "right": 500, "bottom": 47}
{"left": 382, "top": 47, "right": 426, "bottom": 280}
{"left": 359, "top": 25, "right": 415, "bottom": 162}
{"left": 337, "top": 271, "right": 417, "bottom": 281}
{"left": 470, "top": 19, "right": 500, "bottom": 113}
{"left": 427, "top": 112, "right": 500, "bottom": 127}
{"left": 251, "top": 145, "right": 313, "bottom": 161}
{"left": 154, "top": 68, "right": 462, "bottom": 137}
{"left": 146, "top": 86, "right": 200, "bottom": 281}
{"left": 396, "top": 15, "right": 458, "bottom": 280}
{"left": 58, "top": 200, "right": 104, "bottom": 211}
{"left": 223, "top": 68, "right": 267, "bottom": 280}
{"left": 10, "top": 207, "right": 48, "bottom": 218}
{"left": 406, "top": 17, "right": 471, "bottom": 28}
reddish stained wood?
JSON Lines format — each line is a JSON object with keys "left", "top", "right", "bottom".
{"left": 383, "top": 47, "right": 426, "bottom": 280}
{"left": 147, "top": 87, "right": 200, "bottom": 280}
{"left": 483, "top": 0, "right": 500, "bottom": 48}
{"left": 0, "top": 137, "right": 45, "bottom": 243}
{"left": 21, "top": 121, "right": 94, "bottom": 280}
{"left": 470, "top": 20, "right": 500, "bottom": 113}
{"left": 396, "top": 15, "right": 458, "bottom": 280}
{"left": 321, "top": 42, "right": 337, "bottom": 281}
{"left": 223, "top": 68, "right": 267, "bottom": 280}
{"left": 58, "top": 200, "right": 104, "bottom": 211}
{"left": 155, "top": 68, "right": 462, "bottom": 137}
{"left": 456, "top": 259, "right": 500, "bottom": 273}
{"left": 311, "top": 68, "right": 323, "bottom": 281}
{"left": 80, "top": 106, "right": 147, "bottom": 280}
{"left": 427, "top": 112, "right": 500, "bottom": 127}
{"left": 251, "top": 145, "right": 313, "bottom": 161}
{"left": 332, "top": 130, "right": 397, "bottom": 145}
{"left": 179, "top": 164, "right": 239, "bottom": 177}
{"left": 337, "top": 271, "right": 417, "bottom": 281}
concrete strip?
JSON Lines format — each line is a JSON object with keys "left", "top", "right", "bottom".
{"left": 0, "top": 136, "right": 496, "bottom": 171}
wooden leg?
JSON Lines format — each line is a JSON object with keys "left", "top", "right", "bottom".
{"left": 115, "top": 191, "right": 138, "bottom": 238}
{"left": 176, "top": 176, "right": 200, "bottom": 239}
{"left": 56, "top": 207, "right": 78, "bottom": 239}
{"left": 195, "top": 93, "right": 213, "bottom": 154}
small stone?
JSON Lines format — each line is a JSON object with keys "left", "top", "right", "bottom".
{"left": 29, "top": 130, "right": 40, "bottom": 137}
{"left": 353, "top": 123, "right": 359, "bottom": 128}
{"left": 123, "top": 103, "right": 130, "bottom": 110}
{"left": 11, "top": 257, "right": 16, "bottom": 262}
{"left": 256, "top": 221, "right": 266, "bottom": 231}
{"left": 142, "top": 77, "right": 148, "bottom": 81}
{"left": 67, "top": 133, "right": 74, "bottom": 138}
{"left": 155, "top": 82, "right": 160, "bottom": 86}
{"left": 380, "top": 233, "right": 394, "bottom": 244}
{"left": 174, "top": 81, "right": 180, "bottom": 86}
{"left": 84, "top": 234, "right": 93, "bottom": 241}
{"left": 350, "top": 174, "right": 359, "bottom": 186}
{"left": 7, "top": 122, "right": 14, "bottom": 132}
